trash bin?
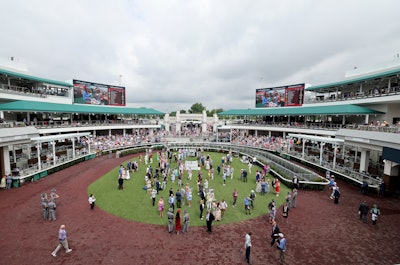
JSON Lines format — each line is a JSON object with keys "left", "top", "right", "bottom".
{"left": 12, "top": 178, "right": 20, "bottom": 188}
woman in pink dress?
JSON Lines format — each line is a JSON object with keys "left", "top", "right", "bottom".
{"left": 158, "top": 197, "right": 164, "bottom": 218}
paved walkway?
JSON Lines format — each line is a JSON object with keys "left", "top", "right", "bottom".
{"left": 0, "top": 154, "right": 399, "bottom": 264}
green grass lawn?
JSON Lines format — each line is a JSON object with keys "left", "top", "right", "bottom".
{"left": 88, "top": 151, "right": 290, "bottom": 226}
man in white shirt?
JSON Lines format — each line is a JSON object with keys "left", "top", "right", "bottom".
{"left": 244, "top": 232, "right": 252, "bottom": 264}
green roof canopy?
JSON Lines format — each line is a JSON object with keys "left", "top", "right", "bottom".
{"left": 0, "top": 100, "right": 164, "bottom": 115}
{"left": 306, "top": 68, "right": 400, "bottom": 91}
{"left": 0, "top": 68, "right": 72, "bottom": 87}
{"left": 218, "top": 105, "right": 384, "bottom": 116}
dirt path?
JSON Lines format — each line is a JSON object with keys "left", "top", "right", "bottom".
{"left": 0, "top": 154, "right": 399, "bottom": 265}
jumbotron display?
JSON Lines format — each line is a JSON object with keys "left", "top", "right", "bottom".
{"left": 256, "top": 83, "right": 304, "bottom": 108}
{"left": 73, "top": 79, "right": 126, "bottom": 106}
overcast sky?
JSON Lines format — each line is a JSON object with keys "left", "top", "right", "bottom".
{"left": 2, "top": 0, "right": 400, "bottom": 113}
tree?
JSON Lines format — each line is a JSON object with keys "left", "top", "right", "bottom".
{"left": 206, "top": 108, "right": 224, "bottom": 117}
{"left": 189, "top": 103, "right": 206, "bottom": 113}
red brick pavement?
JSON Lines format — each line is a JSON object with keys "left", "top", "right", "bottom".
{"left": 0, "top": 154, "right": 399, "bottom": 265}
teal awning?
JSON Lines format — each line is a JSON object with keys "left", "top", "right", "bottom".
{"left": 0, "top": 68, "right": 72, "bottom": 87}
{"left": 0, "top": 100, "right": 165, "bottom": 115}
{"left": 306, "top": 68, "right": 400, "bottom": 91}
{"left": 218, "top": 105, "right": 384, "bottom": 116}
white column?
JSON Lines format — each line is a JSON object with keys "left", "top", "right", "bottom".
{"left": 365, "top": 114, "right": 369, "bottom": 125}
{"left": 302, "top": 139, "right": 305, "bottom": 159}
{"left": 333, "top": 144, "right": 337, "bottom": 169}
{"left": 354, "top": 147, "right": 358, "bottom": 164}
{"left": 37, "top": 143, "right": 42, "bottom": 171}
{"left": 12, "top": 146, "right": 16, "bottom": 163}
{"left": 51, "top": 141, "right": 56, "bottom": 166}
{"left": 72, "top": 138, "right": 76, "bottom": 159}
{"left": 3, "top": 146, "right": 11, "bottom": 175}
{"left": 359, "top": 149, "right": 370, "bottom": 173}
{"left": 319, "top": 142, "right": 324, "bottom": 165}
{"left": 87, "top": 137, "right": 91, "bottom": 154}
{"left": 27, "top": 112, "right": 31, "bottom": 125}
{"left": 164, "top": 113, "right": 170, "bottom": 132}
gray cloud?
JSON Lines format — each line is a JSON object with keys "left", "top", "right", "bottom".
{"left": 2, "top": 0, "right": 400, "bottom": 113}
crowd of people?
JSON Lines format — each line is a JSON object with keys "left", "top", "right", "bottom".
{"left": 42, "top": 136, "right": 383, "bottom": 263}
{"left": 123, "top": 146, "right": 294, "bottom": 264}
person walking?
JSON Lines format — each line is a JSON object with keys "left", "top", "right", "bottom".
{"left": 182, "top": 209, "right": 190, "bottom": 233}
{"left": 291, "top": 188, "right": 298, "bottom": 208}
{"left": 370, "top": 204, "right": 381, "bottom": 225}
{"left": 249, "top": 190, "right": 256, "bottom": 209}
{"left": 41, "top": 193, "right": 48, "bottom": 221}
{"left": 167, "top": 208, "right": 174, "bottom": 233}
{"left": 292, "top": 175, "right": 299, "bottom": 189}
{"left": 88, "top": 194, "right": 96, "bottom": 210}
{"left": 244, "top": 196, "right": 251, "bottom": 215}
{"left": 333, "top": 186, "right": 341, "bottom": 204}
{"left": 244, "top": 232, "right": 252, "bottom": 264}
{"left": 175, "top": 209, "right": 181, "bottom": 235}
{"left": 151, "top": 188, "right": 157, "bottom": 206}
{"left": 276, "top": 233, "right": 287, "bottom": 264}
{"left": 199, "top": 199, "right": 205, "bottom": 220}
{"left": 232, "top": 188, "right": 238, "bottom": 207}
{"left": 158, "top": 197, "right": 165, "bottom": 218}
{"left": 168, "top": 193, "right": 175, "bottom": 212}
{"left": 51, "top": 224, "right": 72, "bottom": 257}
{"left": 358, "top": 200, "right": 369, "bottom": 223}
{"left": 118, "top": 176, "right": 124, "bottom": 190}
{"left": 206, "top": 210, "right": 215, "bottom": 233}
{"left": 47, "top": 199, "right": 57, "bottom": 221}
{"left": 270, "top": 220, "right": 280, "bottom": 246}
{"left": 6, "top": 173, "right": 12, "bottom": 189}
{"left": 282, "top": 202, "right": 289, "bottom": 223}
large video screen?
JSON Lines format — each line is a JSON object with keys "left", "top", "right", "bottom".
{"left": 73, "top": 79, "right": 126, "bottom": 106}
{"left": 256, "top": 83, "right": 304, "bottom": 108}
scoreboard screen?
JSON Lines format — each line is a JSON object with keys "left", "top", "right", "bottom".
{"left": 73, "top": 79, "right": 125, "bottom": 106}
{"left": 256, "top": 83, "right": 304, "bottom": 108}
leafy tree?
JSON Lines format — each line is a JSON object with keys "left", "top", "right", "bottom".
{"left": 180, "top": 109, "right": 187, "bottom": 114}
{"left": 169, "top": 111, "right": 177, "bottom": 117}
{"left": 189, "top": 102, "right": 206, "bottom": 113}
{"left": 206, "top": 108, "right": 224, "bottom": 117}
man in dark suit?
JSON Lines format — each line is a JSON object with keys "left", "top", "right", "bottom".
{"left": 206, "top": 210, "right": 215, "bottom": 233}
{"left": 270, "top": 220, "right": 280, "bottom": 246}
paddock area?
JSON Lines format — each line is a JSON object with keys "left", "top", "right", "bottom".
{"left": 0, "top": 154, "right": 399, "bottom": 265}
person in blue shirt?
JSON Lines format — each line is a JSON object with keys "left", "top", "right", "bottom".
{"left": 244, "top": 196, "right": 251, "bottom": 215}
{"left": 82, "top": 88, "right": 91, "bottom": 102}
{"left": 277, "top": 233, "right": 286, "bottom": 264}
